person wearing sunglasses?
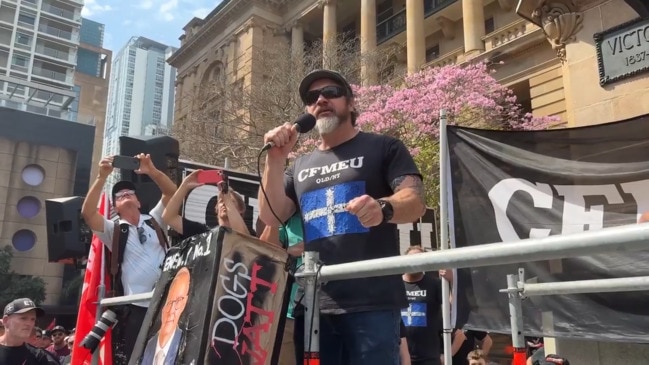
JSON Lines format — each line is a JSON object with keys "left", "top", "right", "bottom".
{"left": 258, "top": 69, "right": 426, "bottom": 365}
{"left": 81, "top": 153, "right": 177, "bottom": 362}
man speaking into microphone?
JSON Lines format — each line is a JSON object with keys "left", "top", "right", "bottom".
{"left": 258, "top": 69, "right": 426, "bottom": 365}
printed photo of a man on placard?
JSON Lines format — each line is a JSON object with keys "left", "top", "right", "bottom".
{"left": 141, "top": 267, "right": 191, "bottom": 365}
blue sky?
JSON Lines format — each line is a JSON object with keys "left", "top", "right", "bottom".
{"left": 81, "top": 0, "right": 223, "bottom": 52}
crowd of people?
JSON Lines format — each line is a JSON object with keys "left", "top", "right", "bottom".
{"left": 0, "top": 68, "right": 565, "bottom": 365}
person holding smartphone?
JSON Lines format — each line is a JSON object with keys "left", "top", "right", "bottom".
{"left": 162, "top": 169, "right": 251, "bottom": 240}
{"left": 81, "top": 154, "right": 177, "bottom": 363}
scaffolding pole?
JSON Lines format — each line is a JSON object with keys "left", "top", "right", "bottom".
{"left": 518, "top": 274, "right": 649, "bottom": 297}
{"left": 316, "top": 223, "right": 649, "bottom": 282}
{"left": 438, "top": 109, "right": 453, "bottom": 365}
{"left": 302, "top": 251, "right": 321, "bottom": 364}
{"left": 501, "top": 269, "right": 649, "bottom": 364}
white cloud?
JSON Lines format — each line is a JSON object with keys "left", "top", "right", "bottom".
{"left": 81, "top": 0, "right": 113, "bottom": 17}
{"left": 192, "top": 7, "right": 211, "bottom": 18}
{"left": 139, "top": 0, "right": 154, "bottom": 9}
{"left": 159, "top": 0, "right": 178, "bottom": 21}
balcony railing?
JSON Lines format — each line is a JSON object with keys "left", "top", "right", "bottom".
{"left": 35, "top": 44, "right": 74, "bottom": 63}
{"left": 41, "top": 3, "right": 78, "bottom": 22}
{"left": 32, "top": 66, "right": 68, "bottom": 82}
{"left": 482, "top": 19, "right": 539, "bottom": 52}
{"left": 423, "top": 47, "right": 464, "bottom": 69}
{"left": 377, "top": 10, "right": 406, "bottom": 45}
{"left": 38, "top": 23, "right": 77, "bottom": 42}
{"left": 424, "top": 0, "right": 456, "bottom": 17}
{"left": 378, "top": 0, "right": 457, "bottom": 45}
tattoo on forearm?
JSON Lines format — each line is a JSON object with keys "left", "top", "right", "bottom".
{"left": 391, "top": 175, "right": 426, "bottom": 204}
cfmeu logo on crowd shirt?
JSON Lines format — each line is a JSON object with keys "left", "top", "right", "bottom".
{"left": 402, "top": 303, "right": 427, "bottom": 327}
{"left": 301, "top": 181, "right": 369, "bottom": 242}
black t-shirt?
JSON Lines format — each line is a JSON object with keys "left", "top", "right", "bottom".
{"left": 0, "top": 343, "right": 52, "bottom": 365}
{"left": 452, "top": 330, "right": 487, "bottom": 365}
{"left": 181, "top": 217, "right": 210, "bottom": 240}
{"left": 180, "top": 217, "right": 256, "bottom": 241}
{"left": 285, "top": 132, "right": 421, "bottom": 314}
{"left": 402, "top": 274, "right": 443, "bottom": 361}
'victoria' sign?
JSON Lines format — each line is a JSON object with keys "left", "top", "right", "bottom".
{"left": 595, "top": 17, "right": 649, "bottom": 86}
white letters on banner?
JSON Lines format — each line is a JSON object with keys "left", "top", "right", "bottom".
{"left": 488, "top": 178, "right": 649, "bottom": 242}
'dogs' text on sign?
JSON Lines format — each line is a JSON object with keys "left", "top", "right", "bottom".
{"left": 595, "top": 17, "right": 649, "bottom": 85}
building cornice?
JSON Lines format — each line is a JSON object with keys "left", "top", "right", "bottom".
{"left": 168, "top": 0, "right": 253, "bottom": 67}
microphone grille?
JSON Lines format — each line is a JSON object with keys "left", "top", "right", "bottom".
{"left": 295, "top": 114, "right": 316, "bottom": 134}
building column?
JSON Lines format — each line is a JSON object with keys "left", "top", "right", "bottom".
{"left": 291, "top": 22, "right": 305, "bottom": 75}
{"left": 226, "top": 38, "right": 238, "bottom": 80}
{"left": 360, "top": 0, "right": 378, "bottom": 85}
{"left": 406, "top": 0, "right": 426, "bottom": 74}
{"left": 462, "top": 0, "right": 486, "bottom": 56}
{"left": 291, "top": 22, "right": 304, "bottom": 60}
{"left": 322, "top": 0, "right": 337, "bottom": 69}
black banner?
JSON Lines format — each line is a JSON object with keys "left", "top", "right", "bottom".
{"left": 131, "top": 228, "right": 290, "bottom": 364}
{"left": 448, "top": 115, "right": 649, "bottom": 342}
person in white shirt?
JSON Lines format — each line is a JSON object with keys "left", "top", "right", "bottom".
{"left": 141, "top": 267, "right": 190, "bottom": 365}
{"left": 81, "top": 154, "right": 177, "bottom": 363}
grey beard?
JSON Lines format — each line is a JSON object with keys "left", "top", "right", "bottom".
{"left": 316, "top": 115, "right": 340, "bottom": 135}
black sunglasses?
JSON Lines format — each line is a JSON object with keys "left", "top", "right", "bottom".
{"left": 137, "top": 226, "right": 147, "bottom": 245}
{"left": 305, "top": 85, "right": 347, "bottom": 105}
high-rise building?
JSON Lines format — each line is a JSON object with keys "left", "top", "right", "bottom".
{"left": 0, "top": 0, "right": 82, "bottom": 120}
{"left": 103, "top": 36, "right": 177, "bottom": 169}
{"left": 74, "top": 17, "right": 111, "bottom": 181}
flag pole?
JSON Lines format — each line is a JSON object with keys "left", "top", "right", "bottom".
{"left": 439, "top": 109, "right": 453, "bottom": 365}
{"left": 92, "top": 195, "right": 108, "bottom": 365}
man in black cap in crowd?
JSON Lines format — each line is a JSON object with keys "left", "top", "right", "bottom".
{"left": 81, "top": 153, "right": 177, "bottom": 362}
{"left": 258, "top": 69, "right": 426, "bottom": 365}
{"left": 46, "top": 325, "right": 69, "bottom": 361}
{"left": 0, "top": 298, "right": 52, "bottom": 364}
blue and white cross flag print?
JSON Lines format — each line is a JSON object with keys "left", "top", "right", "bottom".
{"left": 300, "top": 181, "right": 369, "bottom": 242}
{"left": 402, "top": 303, "right": 427, "bottom": 327}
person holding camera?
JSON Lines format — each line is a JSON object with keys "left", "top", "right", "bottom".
{"left": 81, "top": 154, "right": 177, "bottom": 362}
{"left": 162, "top": 169, "right": 251, "bottom": 240}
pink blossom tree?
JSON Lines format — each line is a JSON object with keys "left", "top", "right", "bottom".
{"left": 296, "top": 62, "right": 558, "bottom": 205}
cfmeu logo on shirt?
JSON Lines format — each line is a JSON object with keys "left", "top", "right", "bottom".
{"left": 402, "top": 303, "right": 427, "bottom": 327}
{"left": 301, "top": 181, "right": 369, "bottom": 242}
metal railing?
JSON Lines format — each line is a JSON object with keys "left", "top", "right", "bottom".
{"left": 41, "top": 3, "right": 77, "bottom": 21}
{"left": 38, "top": 23, "right": 74, "bottom": 41}
{"left": 35, "top": 44, "right": 73, "bottom": 62}
{"left": 377, "top": 0, "right": 457, "bottom": 44}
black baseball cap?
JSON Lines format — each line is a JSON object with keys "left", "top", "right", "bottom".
{"left": 51, "top": 325, "right": 66, "bottom": 334}
{"left": 111, "top": 180, "right": 137, "bottom": 204}
{"left": 3, "top": 298, "right": 45, "bottom": 317}
{"left": 299, "top": 69, "right": 354, "bottom": 105}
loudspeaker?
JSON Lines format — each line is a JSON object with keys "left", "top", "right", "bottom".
{"left": 45, "top": 196, "right": 92, "bottom": 262}
{"left": 118, "top": 135, "right": 180, "bottom": 212}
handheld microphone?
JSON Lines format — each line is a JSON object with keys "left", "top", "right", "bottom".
{"left": 261, "top": 114, "right": 317, "bottom": 152}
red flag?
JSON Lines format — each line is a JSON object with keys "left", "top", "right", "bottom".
{"left": 45, "top": 318, "right": 56, "bottom": 330}
{"left": 512, "top": 348, "right": 527, "bottom": 365}
{"left": 71, "top": 193, "right": 112, "bottom": 365}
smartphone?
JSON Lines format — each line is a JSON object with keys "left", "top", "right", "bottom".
{"left": 197, "top": 170, "right": 224, "bottom": 185}
{"left": 112, "top": 155, "right": 140, "bottom": 170}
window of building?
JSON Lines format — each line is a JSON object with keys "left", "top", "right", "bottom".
{"left": 509, "top": 79, "right": 532, "bottom": 115}
{"left": 15, "top": 32, "right": 31, "bottom": 47}
{"left": 377, "top": 0, "right": 393, "bottom": 23}
{"left": 12, "top": 54, "right": 28, "bottom": 67}
{"left": 426, "top": 45, "right": 440, "bottom": 62}
{"left": 485, "top": 17, "right": 495, "bottom": 34}
{"left": 18, "top": 13, "right": 36, "bottom": 26}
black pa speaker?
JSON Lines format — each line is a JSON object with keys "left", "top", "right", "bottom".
{"left": 45, "top": 196, "right": 92, "bottom": 262}
{"left": 118, "top": 135, "right": 180, "bottom": 212}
